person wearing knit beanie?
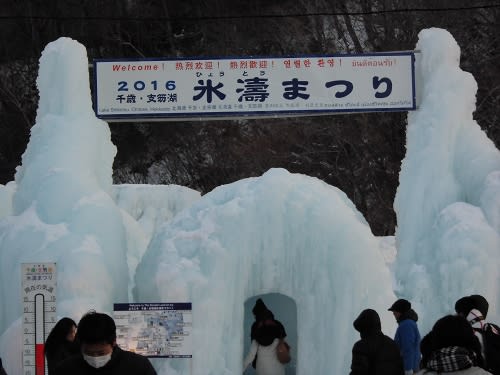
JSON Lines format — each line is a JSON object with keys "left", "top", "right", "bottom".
{"left": 455, "top": 294, "right": 489, "bottom": 319}
{"left": 454, "top": 293, "right": 500, "bottom": 374}
{"left": 470, "top": 295, "right": 489, "bottom": 319}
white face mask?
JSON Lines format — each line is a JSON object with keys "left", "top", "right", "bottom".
{"left": 83, "top": 353, "right": 112, "bottom": 368}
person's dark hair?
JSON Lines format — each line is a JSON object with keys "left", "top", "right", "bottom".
{"left": 433, "top": 315, "right": 477, "bottom": 348}
{"left": 455, "top": 296, "right": 476, "bottom": 317}
{"left": 252, "top": 298, "right": 274, "bottom": 321}
{"left": 76, "top": 311, "right": 116, "bottom": 345}
{"left": 45, "top": 317, "right": 77, "bottom": 356}
{"left": 427, "top": 315, "right": 483, "bottom": 366}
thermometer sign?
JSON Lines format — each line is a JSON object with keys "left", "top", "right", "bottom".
{"left": 22, "top": 263, "right": 57, "bottom": 375}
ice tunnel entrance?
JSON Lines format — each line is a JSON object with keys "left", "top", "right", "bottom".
{"left": 243, "top": 293, "right": 297, "bottom": 374}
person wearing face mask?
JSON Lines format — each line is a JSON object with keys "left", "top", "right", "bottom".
{"left": 54, "top": 311, "right": 156, "bottom": 375}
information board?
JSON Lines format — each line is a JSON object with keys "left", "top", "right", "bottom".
{"left": 114, "top": 303, "right": 192, "bottom": 358}
{"left": 22, "top": 263, "right": 57, "bottom": 375}
{"left": 94, "top": 52, "right": 416, "bottom": 121}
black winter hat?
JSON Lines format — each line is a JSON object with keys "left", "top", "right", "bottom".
{"left": 470, "top": 294, "right": 489, "bottom": 318}
{"left": 455, "top": 294, "right": 489, "bottom": 318}
{"left": 388, "top": 299, "right": 411, "bottom": 313}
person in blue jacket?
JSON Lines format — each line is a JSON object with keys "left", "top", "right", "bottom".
{"left": 389, "top": 299, "right": 421, "bottom": 374}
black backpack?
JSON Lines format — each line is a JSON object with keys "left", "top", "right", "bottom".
{"left": 481, "top": 323, "right": 500, "bottom": 375}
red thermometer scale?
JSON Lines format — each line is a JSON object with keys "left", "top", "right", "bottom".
{"left": 22, "top": 263, "right": 57, "bottom": 375}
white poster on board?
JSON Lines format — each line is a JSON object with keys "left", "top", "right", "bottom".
{"left": 114, "top": 303, "right": 192, "bottom": 358}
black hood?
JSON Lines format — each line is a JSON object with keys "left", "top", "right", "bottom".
{"left": 353, "top": 309, "right": 382, "bottom": 338}
{"left": 252, "top": 298, "right": 274, "bottom": 321}
{"left": 398, "top": 308, "right": 418, "bottom": 323}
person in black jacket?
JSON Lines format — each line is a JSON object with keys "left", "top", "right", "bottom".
{"left": 350, "top": 308, "right": 404, "bottom": 375}
{"left": 45, "top": 317, "right": 79, "bottom": 374}
{"left": 0, "top": 357, "right": 7, "bottom": 375}
{"left": 54, "top": 311, "right": 156, "bottom": 375}
{"left": 250, "top": 298, "right": 287, "bottom": 346}
{"left": 418, "top": 315, "right": 486, "bottom": 374}
{"left": 244, "top": 298, "right": 288, "bottom": 372}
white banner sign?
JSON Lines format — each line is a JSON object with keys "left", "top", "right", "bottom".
{"left": 93, "top": 52, "right": 416, "bottom": 121}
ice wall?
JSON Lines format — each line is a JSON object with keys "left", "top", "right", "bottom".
{"left": 134, "top": 168, "right": 397, "bottom": 375}
{"left": 0, "top": 37, "right": 200, "bottom": 374}
{"left": 394, "top": 28, "right": 500, "bottom": 332}
{"left": 1, "top": 28, "right": 499, "bottom": 375}
{"left": 0, "top": 37, "right": 131, "bottom": 334}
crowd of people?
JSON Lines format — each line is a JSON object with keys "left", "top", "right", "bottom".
{"left": 0, "top": 295, "right": 498, "bottom": 375}
{"left": 242, "top": 294, "right": 500, "bottom": 375}
{"left": 350, "top": 294, "right": 500, "bottom": 375}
